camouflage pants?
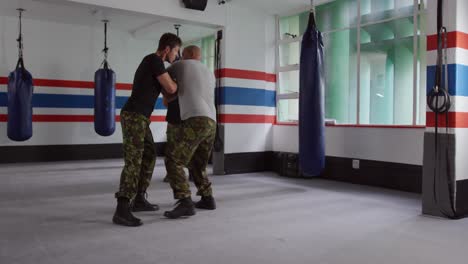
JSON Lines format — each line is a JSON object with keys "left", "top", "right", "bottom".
{"left": 165, "top": 117, "right": 216, "bottom": 199}
{"left": 115, "top": 111, "right": 156, "bottom": 200}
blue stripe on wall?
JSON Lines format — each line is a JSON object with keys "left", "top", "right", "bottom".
{"left": 427, "top": 64, "right": 468, "bottom": 96}
{"left": 218, "top": 87, "right": 276, "bottom": 107}
{"left": 0, "top": 86, "right": 276, "bottom": 109}
{"left": 0, "top": 93, "right": 6, "bottom": 106}
{"left": 0, "top": 93, "right": 166, "bottom": 110}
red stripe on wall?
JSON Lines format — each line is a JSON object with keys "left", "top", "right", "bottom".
{"left": 0, "top": 114, "right": 166, "bottom": 123}
{"left": 116, "top": 115, "right": 165, "bottom": 122}
{"left": 1, "top": 67, "right": 277, "bottom": 89}
{"left": 149, "top": 116, "right": 166, "bottom": 122}
{"left": 275, "top": 122, "right": 425, "bottom": 129}
{"left": 0, "top": 114, "right": 274, "bottom": 124}
{"left": 219, "top": 114, "right": 276, "bottom": 124}
{"left": 427, "top": 31, "right": 468, "bottom": 51}
{"left": 325, "top": 124, "right": 426, "bottom": 129}
{"left": 34, "top": 79, "right": 94, "bottom": 89}
{"left": 265, "top": 74, "right": 277, "bottom": 83}
{"left": 34, "top": 115, "right": 95, "bottom": 122}
{"left": 0, "top": 77, "right": 133, "bottom": 91}
{"left": 425, "top": 112, "right": 468, "bottom": 128}
{"left": 215, "top": 69, "right": 277, "bottom": 83}
{"left": 115, "top": 83, "right": 133, "bottom": 90}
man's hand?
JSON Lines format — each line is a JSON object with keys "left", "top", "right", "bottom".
{"left": 162, "top": 89, "right": 178, "bottom": 107}
{"left": 163, "top": 96, "right": 177, "bottom": 107}
{"left": 165, "top": 94, "right": 178, "bottom": 103}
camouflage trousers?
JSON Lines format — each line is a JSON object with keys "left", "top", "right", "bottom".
{"left": 165, "top": 117, "right": 216, "bottom": 199}
{"left": 115, "top": 111, "right": 156, "bottom": 200}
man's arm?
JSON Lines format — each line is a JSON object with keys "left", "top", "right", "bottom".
{"left": 159, "top": 62, "right": 181, "bottom": 95}
{"left": 151, "top": 56, "right": 177, "bottom": 95}
{"left": 157, "top": 73, "right": 177, "bottom": 94}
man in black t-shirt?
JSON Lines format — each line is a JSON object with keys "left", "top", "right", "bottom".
{"left": 113, "top": 33, "right": 181, "bottom": 227}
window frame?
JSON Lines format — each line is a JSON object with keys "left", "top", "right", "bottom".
{"left": 275, "top": 14, "right": 302, "bottom": 124}
{"left": 275, "top": 0, "right": 427, "bottom": 127}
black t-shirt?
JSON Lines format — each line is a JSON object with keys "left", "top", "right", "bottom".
{"left": 122, "top": 54, "right": 166, "bottom": 118}
{"left": 166, "top": 98, "right": 182, "bottom": 124}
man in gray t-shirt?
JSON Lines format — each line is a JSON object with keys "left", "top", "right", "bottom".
{"left": 163, "top": 46, "right": 217, "bottom": 219}
{"left": 167, "top": 51, "right": 216, "bottom": 122}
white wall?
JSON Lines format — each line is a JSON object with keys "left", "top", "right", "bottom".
{"left": 424, "top": 0, "right": 468, "bottom": 180}
{"left": 273, "top": 125, "right": 425, "bottom": 165}
{"left": 0, "top": 15, "right": 168, "bottom": 146}
{"left": 0, "top": 1, "right": 278, "bottom": 155}
{"left": 0, "top": 0, "right": 434, "bottom": 169}
{"left": 0, "top": 0, "right": 432, "bottom": 167}
{"left": 221, "top": 4, "right": 276, "bottom": 154}
{"left": 0, "top": 16, "right": 154, "bottom": 82}
{"left": 427, "top": 0, "right": 468, "bottom": 181}
{"left": 454, "top": 0, "right": 468, "bottom": 181}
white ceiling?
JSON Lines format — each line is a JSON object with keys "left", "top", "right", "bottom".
{"left": 228, "top": 0, "right": 316, "bottom": 15}
{"left": 0, "top": 0, "right": 218, "bottom": 43}
{"left": 0, "top": 0, "right": 327, "bottom": 42}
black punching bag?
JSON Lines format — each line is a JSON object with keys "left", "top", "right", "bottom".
{"left": 94, "top": 20, "right": 116, "bottom": 136}
{"left": 299, "top": 11, "right": 325, "bottom": 176}
{"left": 8, "top": 9, "right": 33, "bottom": 142}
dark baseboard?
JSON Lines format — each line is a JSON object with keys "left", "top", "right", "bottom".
{"left": 456, "top": 179, "right": 468, "bottom": 216}
{"left": 224, "top": 151, "right": 274, "bottom": 174}
{"left": 321, "top": 156, "right": 422, "bottom": 193}
{"left": 0, "top": 143, "right": 166, "bottom": 163}
{"left": 223, "top": 151, "right": 422, "bottom": 193}
{"left": 0, "top": 146, "right": 423, "bottom": 194}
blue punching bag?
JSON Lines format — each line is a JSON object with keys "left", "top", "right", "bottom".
{"left": 8, "top": 9, "right": 33, "bottom": 142}
{"left": 299, "top": 11, "right": 325, "bottom": 176}
{"left": 94, "top": 67, "right": 116, "bottom": 136}
{"left": 94, "top": 20, "right": 116, "bottom": 136}
{"left": 8, "top": 58, "right": 33, "bottom": 141}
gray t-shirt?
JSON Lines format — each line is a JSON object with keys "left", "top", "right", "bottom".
{"left": 167, "top": 60, "right": 216, "bottom": 122}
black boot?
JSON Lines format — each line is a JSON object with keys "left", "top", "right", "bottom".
{"left": 195, "top": 196, "right": 216, "bottom": 210}
{"left": 113, "top": 197, "right": 142, "bottom": 227}
{"left": 132, "top": 192, "right": 159, "bottom": 212}
{"left": 164, "top": 197, "right": 196, "bottom": 219}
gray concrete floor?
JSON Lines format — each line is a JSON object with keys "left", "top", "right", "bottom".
{"left": 1, "top": 159, "right": 468, "bottom": 264}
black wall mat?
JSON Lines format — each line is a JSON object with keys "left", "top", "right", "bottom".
{"left": 223, "top": 151, "right": 275, "bottom": 174}
{"left": 0, "top": 145, "right": 423, "bottom": 194}
{"left": 456, "top": 179, "right": 468, "bottom": 216}
{"left": 223, "top": 152, "right": 421, "bottom": 193}
{"left": 0, "top": 143, "right": 166, "bottom": 163}
{"left": 322, "top": 156, "right": 422, "bottom": 193}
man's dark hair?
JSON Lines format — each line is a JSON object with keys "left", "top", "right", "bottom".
{"left": 157, "top": 33, "right": 182, "bottom": 51}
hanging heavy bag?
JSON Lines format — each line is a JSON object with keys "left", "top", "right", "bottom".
{"left": 8, "top": 9, "right": 33, "bottom": 142}
{"left": 299, "top": 10, "right": 325, "bottom": 177}
{"left": 94, "top": 66, "right": 116, "bottom": 136}
{"left": 94, "top": 20, "right": 116, "bottom": 136}
{"left": 8, "top": 58, "right": 33, "bottom": 141}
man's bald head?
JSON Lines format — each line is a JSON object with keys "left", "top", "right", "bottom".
{"left": 182, "top": 45, "right": 202, "bottom": 60}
